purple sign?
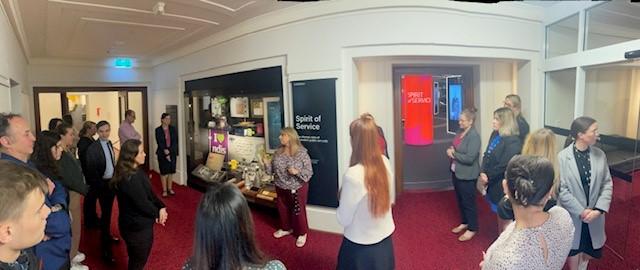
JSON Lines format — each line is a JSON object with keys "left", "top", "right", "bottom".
{"left": 210, "top": 129, "right": 229, "bottom": 161}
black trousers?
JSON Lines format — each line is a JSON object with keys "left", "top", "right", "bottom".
{"left": 452, "top": 173, "right": 479, "bottom": 231}
{"left": 337, "top": 235, "right": 395, "bottom": 270}
{"left": 97, "top": 179, "right": 115, "bottom": 254}
{"left": 121, "top": 226, "right": 154, "bottom": 270}
{"left": 83, "top": 181, "right": 100, "bottom": 226}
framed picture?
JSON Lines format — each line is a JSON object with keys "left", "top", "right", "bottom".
{"left": 263, "top": 97, "right": 282, "bottom": 153}
{"left": 250, "top": 98, "right": 264, "bottom": 118}
{"left": 230, "top": 97, "right": 249, "bottom": 118}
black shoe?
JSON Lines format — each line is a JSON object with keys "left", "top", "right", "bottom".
{"left": 102, "top": 252, "right": 115, "bottom": 264}
{"left": 84, "top": 220, "right": 100, "bottom": 229}
{"left": 84, "top": 217, "right": 101, "bottom": 228}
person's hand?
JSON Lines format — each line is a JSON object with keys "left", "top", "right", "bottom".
{"left": 166, "top": 156, "right": 171, "bottom": 162}
{"left": 583, "top": 210, "right": 601, "bottom": 223}
{"left": 479, "top": 251, "right": 486, "bottom": 268}
{"left": 580, "top": 209, "right": 592, "bottom": 220}
{"left": 479, "top": 173, "right": 488, "bottom": 185}
{"left": 164, "top": 149, "right": 170, "bottom": 155}
{"left": 262, "top": 156, "right": 271, "bottom": 165}
{"left": 46, "top": 178, "right": 55, "bottom": 195}
{"left": 156, "top": 208, "right": 168, "bottom": 226}
{"left": 43, "top": 235, "right": 51, "bottom": 241}
{"left": 446, "top": 148, "right": 455, "bottom": 159}
{"left": 288, "top": 167, "right": 299, "bottom": 175}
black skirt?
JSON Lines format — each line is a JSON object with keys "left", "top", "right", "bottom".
{"left": 157, "top": 154, "right": 177, "bottom": 175}
{"left": 337, "top": 235, "right": 395, "bottom": 270}
{"left": 568, "top": 222, "right": 603, "bottom": 258}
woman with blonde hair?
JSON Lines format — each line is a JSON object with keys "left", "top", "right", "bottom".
{"left": 504, "top": 94, "right": 529, "bottom": 143}
{"left": 479, "top": 107, "right": 522, "bottom": 232}
{"left": 264, "top": 127, "right": 313, "bottom": 248}
{"left": 337, "top": 114, "right": 395, "bottom": 270}
{"left": 522, "top": 129, "right": 558, "bottom": 175}
{"left": 497, "top": 128, "right": 559, "bottom": 221}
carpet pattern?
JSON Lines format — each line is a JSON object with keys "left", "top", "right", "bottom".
{"left": 80, "top": 171, "right": 639, "bottom": 269}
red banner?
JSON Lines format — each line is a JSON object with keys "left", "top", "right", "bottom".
{"left": 402, "top": 75, "right": 433, "bottom": 145}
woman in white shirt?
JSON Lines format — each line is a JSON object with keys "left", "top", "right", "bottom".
{"left": 481, "top": 155, "right": 574, "bottom": 270}
{"left": 336, "top": 114, "right": 395, "bottom": 270}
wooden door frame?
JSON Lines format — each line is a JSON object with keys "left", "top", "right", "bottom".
{"left": 33, "top": 86, "right": 149, "bottom": 167}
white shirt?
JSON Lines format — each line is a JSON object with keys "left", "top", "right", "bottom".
{"left": 337, "top": 156, "right": 395, "bottom": 245}
{"left": 99, "top": 139, "right": 115, "bottom": 179}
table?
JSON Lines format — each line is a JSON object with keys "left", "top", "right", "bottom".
{"left": 229, "top": 177, "right": 277, "bottom": 208}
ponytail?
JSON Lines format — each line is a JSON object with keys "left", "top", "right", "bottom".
{"left": 565, "top": 116, "right": 596, "bottom": 148}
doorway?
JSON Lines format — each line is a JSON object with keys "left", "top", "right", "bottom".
{"left": 393, "top": 66, "right": 475, "bottom": 191}
{"left": 33, "top": 87, "right": 149, "bottom": 164}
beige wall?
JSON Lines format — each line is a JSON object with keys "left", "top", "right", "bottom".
{"left": 37, "top": 93, "right": 62, "bottom": 130}
{"left": 85, "top": 92, "right": 120, "bottom": 143}
{"left": 0, "top": 2, "right": 28, "bottom": 118}
{"left": 584, "top": 67, "right": 640, "bottom": 139}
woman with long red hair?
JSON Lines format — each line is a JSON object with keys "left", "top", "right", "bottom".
{"left": 336, "top": 114, "right": 395, "bottom": 270}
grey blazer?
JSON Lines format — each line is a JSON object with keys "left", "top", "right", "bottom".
{"left": 452, "top": 128, "right": 481, "bottom": 180}
{"left": 558, "top": 143, "right": 613, "bottom": 250}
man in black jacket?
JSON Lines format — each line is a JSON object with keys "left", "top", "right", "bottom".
{"left": 84, "top": 121, "right": 119, "bottom": 263}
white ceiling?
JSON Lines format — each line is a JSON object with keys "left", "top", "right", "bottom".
{"left": 1, "top": 0, "right": 297, "bottom": 63}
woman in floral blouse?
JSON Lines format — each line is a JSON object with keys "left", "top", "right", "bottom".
{"left": 264, "top": 127, "right": 313, "bottom": 248}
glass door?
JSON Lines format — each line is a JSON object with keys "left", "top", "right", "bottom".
{"left": 37, "top": 93, "right": 63, "bottom": 131}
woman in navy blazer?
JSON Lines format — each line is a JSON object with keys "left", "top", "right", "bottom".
{"left": 479, "top": 107, "right": 522, "bottom": 232}
{"left": 558, "top": 117, "right": 612, "bottom": 270}
{"left": 155, "top": 113, "right": 178, "bottom": 197}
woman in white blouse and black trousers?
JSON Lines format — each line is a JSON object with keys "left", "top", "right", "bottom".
{"left": 337, "top": 114, "right": 395, "bottom": 270}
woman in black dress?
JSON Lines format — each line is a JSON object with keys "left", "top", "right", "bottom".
{"left": 77, "top": 121, "right": 96, "bottom": 172}
{"left": 77, "top": 121, "right": 99, "bottom": 228}
{"left": 155, "top": 113, "right": 178, "bottom": 197}
{"left": 111, "top": 139, "right": 168, "bottom": 270}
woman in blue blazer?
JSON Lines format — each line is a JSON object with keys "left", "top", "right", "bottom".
{"left": 30, "top": 131, "right": 72, "bottom": 270}
{"left": 479, "top": 107, "right": 522, "bottom": 232}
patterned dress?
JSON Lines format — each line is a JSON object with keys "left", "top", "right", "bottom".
{"left": 482, "top": 207, "right": 575, "bottom": 270}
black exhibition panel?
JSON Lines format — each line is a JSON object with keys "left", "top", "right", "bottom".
{"left": 291, "top": 78, "right": 339, "bottom": 208}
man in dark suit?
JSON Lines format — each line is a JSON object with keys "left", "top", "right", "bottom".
{"left": 84, "top": 121, "right": 119, "bottom": 263}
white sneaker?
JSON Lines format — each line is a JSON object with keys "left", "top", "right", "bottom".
{"left": 273, "top": 229, "right": 292, "bottom": 239}
{"left": 70, "top": 262, "right": 89, "bottom": 270}
{"left": 72, "top": 252, "right": 86, "bottom": 263}
{"left": 296, "top": 234, "right": 307, "bottom": 248}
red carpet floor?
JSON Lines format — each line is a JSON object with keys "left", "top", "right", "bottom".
{"left": 80, "top": 171, "right": 640, "bottom": 269}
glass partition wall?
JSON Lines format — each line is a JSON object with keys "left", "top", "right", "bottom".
{"left": 544, "top": 1, "right": 640, "bottom": 266}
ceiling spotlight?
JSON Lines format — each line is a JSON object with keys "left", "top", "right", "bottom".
{"left": 153, "top": 2, "right": 165, "bottom": 15}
